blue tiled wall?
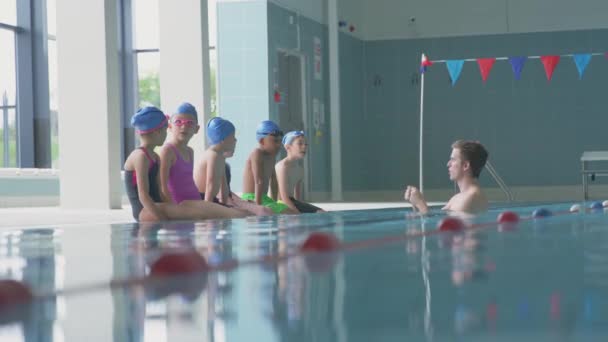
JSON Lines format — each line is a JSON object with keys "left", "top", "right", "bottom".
{"left": 221, "top": 2, "right": 606, "bottom": 195}
{"left": 217, "top": 1, "right": 270, "bottom": 192}
{"left": 267, "top": 3, "right": 331, "bottom": 193}
{"left": 364, "top": 30, "right": 608, "bottom": 190}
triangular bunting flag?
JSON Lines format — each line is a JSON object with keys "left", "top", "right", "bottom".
{"left": 573, "top": 54, "right": 591, "bottom": 79}
{"left": 477, "top": 58, "right": 496, "bottom": 82}
{"left": 540, "top": 55, "right": 560, "bottom": 81}
{"left": 446, "top": 60, "right": 465, "bottom": 86}
{"left": 508, "top": 56, "right": 527, "bottom": 80}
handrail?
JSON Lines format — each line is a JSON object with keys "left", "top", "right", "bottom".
{"left": 485, "top": 161, "right": 514, "bottom": 202}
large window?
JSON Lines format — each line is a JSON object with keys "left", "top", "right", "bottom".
{"left": 0, "top": 1, "right": 17, "bottom": 26}
{"left": 118, "top": 0, "right": 220, "bottom": 161}
{"left": 133, "top": 0, "right": 161, "bottom": 108}
{"left": 1, "top": 0, "right": 221, "bottom": 169}
{"left": 130, "top": 0, "right": 219, "bottom": 112}
{"left": 0, "top": 2, "right": 19, "bottom": 168}
{"left": 136, "top": 52, "right": 161, "bottom": 108}
{"left": 0, "top": 0, "right": 57, "bottom": 169}
{"left": 47, "top": 0, "right": 59, "bottom": 167}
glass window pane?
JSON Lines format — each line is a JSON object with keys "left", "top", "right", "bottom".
{"left": 137, "top": 52, "right": 161, "bottom": 108}
{"left": 9, "top": 109, "right": 17, "bottom": 167}
{"left": 48, "top": 40, "right": 59, "bottom": 168}
{"left": 210, "top": 49, "right": 217, "bottom": 117}
{"left": 0, "top": 29, "right": 16, "bottom": 106}
{"left": 48, "top": 41, "right": 58, "bottom": 111}
{"left": 133, "top": 0, "right": 160, "bottom": 49}
{"left": 0, "top": 111, "right": 3, "bottom": 166}
{"left": 208, "top": 0, "right": 217, "bottom": 47}
{"left": 46, "top": 0, "right": 56, "bottom": 36}
{"left": 0, "top": 108, "right": 18, "bottom": 168}
{"left": 0, "top": 1, "right": 17, "bottom": 26}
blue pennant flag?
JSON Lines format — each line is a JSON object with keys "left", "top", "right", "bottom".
{"left": 446, "top": 60, "right": 464, "bottom": 86}
{"left": 508, "top": 56, "right": 527, "bottom": 80}
{"left": 573, "top": 54, "right": 592, "bottom": 79}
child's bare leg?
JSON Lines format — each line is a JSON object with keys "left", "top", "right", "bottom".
{"left": 231, "top": 197, "right": 274, "bottom": 216}
{"left": 139, "top": 202, "right": 247, "bottom": 221}
{"left": 139, "top": 207, "right": 162, "bottom": 222}
{"left": 150, "top": 203, "right": 199, "bottom": 221}
{"left": 281, "top": 208, "right": 299, "bottom": 215}
{"left": 178, "top": 200, "right": 248, "bottom": 219}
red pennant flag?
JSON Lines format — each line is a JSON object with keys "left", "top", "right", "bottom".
{"left": 476, "top": 58, "right": 496, "bottom": 82}
{"left": 540, "top": 56, "right": 560, "bottom": 81}
{"left": 420, "top": 53, "right": 433, "bottom": 73}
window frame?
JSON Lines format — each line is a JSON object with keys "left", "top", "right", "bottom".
{"left": 0, "top": 21, "right": 20, "bottom": 167}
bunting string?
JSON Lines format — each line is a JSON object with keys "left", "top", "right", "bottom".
{"left": 420, "top": 52, "right": 604, "bottom": 85}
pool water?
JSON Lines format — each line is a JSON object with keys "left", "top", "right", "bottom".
{"left": 0, "top": 202, "right": 607, "bottom": 341}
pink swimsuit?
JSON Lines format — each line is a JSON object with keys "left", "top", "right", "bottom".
{"left": 166, "top": 144, "right": 201, "bottom": 203}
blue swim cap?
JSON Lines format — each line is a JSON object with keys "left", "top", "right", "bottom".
{"left": 255, "top": 120, "right": 283, "bottom": 141}
{"left": 174, "top": 102, "right": 198, "bottom": 119}
{"left": 207, "top": 117, "right": 236, "bottom": 145}
{"left": 131, "top": 106, "right": 168, "bottom": 133}
{"left": 282, "top": 130, "right": 305, "bottom": 145}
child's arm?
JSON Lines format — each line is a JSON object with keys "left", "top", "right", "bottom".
{"left": 294, "top": 180, "right": 302, "bottom": 201}
{"left": 270, "top": 167, "right": 279, "bottom": 202}
{"left": 158, "top": 146, "right": 176, "bottom": 203}
{"left": 251, "top": 151, "right": 264, "bottom": 205}
{"left": 204, "top": 152, "right": 220, "bottom": 202}
{"left": 276, "top": 163, "right": 299, "bottom": 213}
{"left": 193, "top": 158, "right": 205, "bottom": 194}
{"left": 219, "top": 174, "right": 229, "bottom": 204}
{"left": 134, "top": 152, "right": 167, "bottom": 220}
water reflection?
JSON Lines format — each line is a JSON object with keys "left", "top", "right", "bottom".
{"left": 0, "top": 207, "right": 607, "bottom": 341}
{"left": 110, "top": 220, "right": 237, "bottom": 342}
{"left": 0, "top": 228, "right": 62, "bottom": 341}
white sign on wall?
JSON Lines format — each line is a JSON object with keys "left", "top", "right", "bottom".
{"left": 320, "top": 102, "right": 325, "bottom": 126}
{"left": 313, "top": 37, "right": 322, "bottom": 80}
{"left": 312, "top": 98, "right": 320, "bottom": 129}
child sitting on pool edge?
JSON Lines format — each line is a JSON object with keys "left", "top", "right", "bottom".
{"left": 275, "top": 131, "right": 325, "bottom": 213}
{"left": 124, "top": 106, "right": 246, "bottom": 221}
{"left": 157, "top": 102, "right": 250, "bottom": 219}
{"left": 194, "top": 116, "right": 273, "bottom": 216}
{"left": 241, "top": 120, "right": 297, "bottom": 215}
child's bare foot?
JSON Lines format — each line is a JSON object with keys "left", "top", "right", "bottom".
{"left": 233, "top": 201, "right": 274, "bottom": 216}
{"left": 251, "top": 206, "right": 274, "bottom": 216}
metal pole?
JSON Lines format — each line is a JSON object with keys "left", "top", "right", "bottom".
{"left": 421, "top": 220, "right": 433, "bottom": 340}
{"left": 419, "top": 58, "right": 425, "bottom": 192}
{"left": 328, "top": 0, "right": 343, "bottom": 201}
